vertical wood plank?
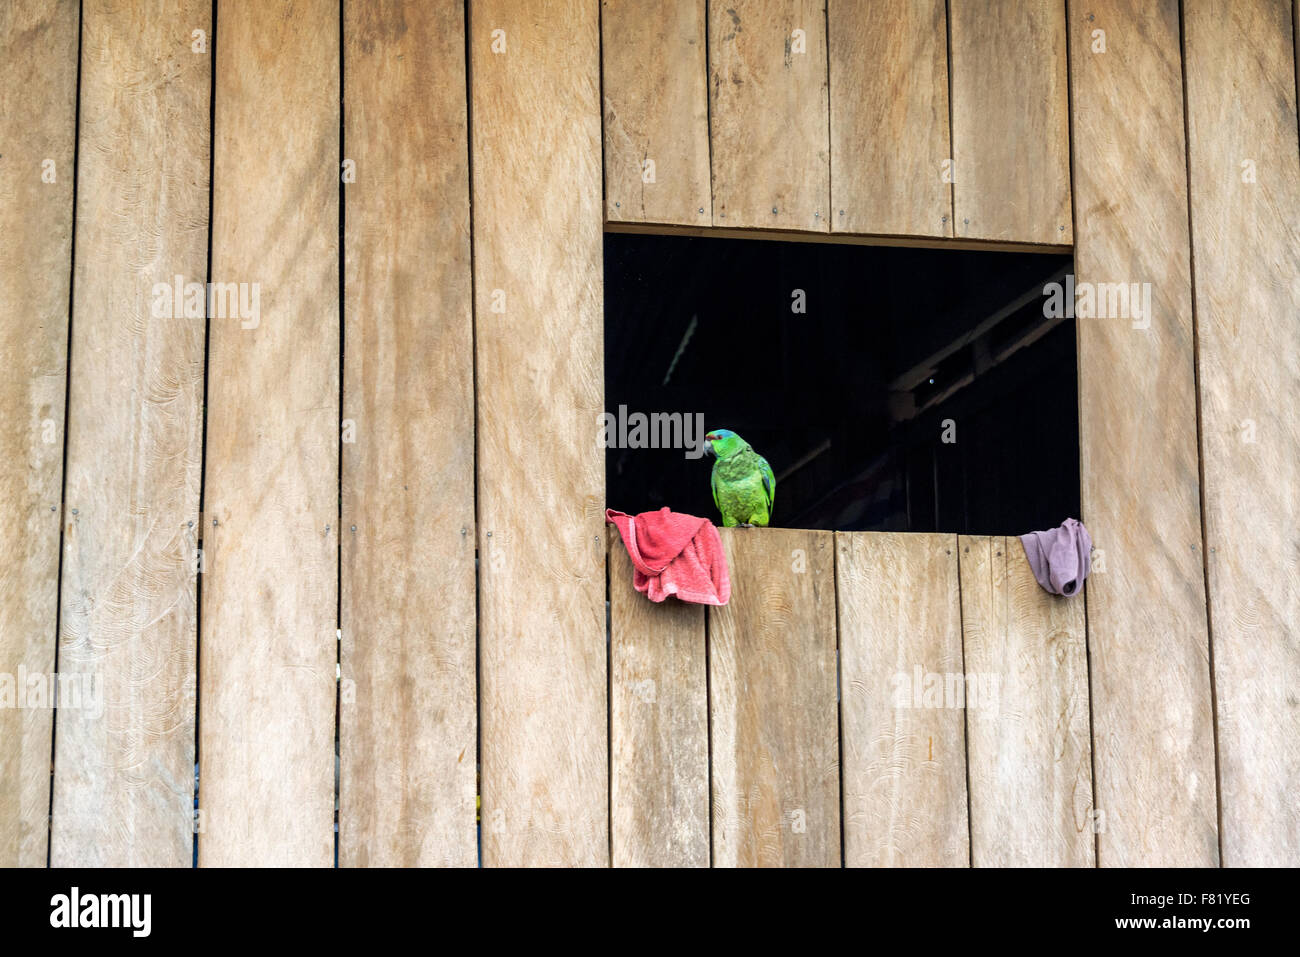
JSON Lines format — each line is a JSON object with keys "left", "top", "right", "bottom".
{"left": 200, "top": 0, "right": 338, "bottom": 867}
{"left": 710, "top": 527, "right": 839, "bottom": 867}
{"left": 1184, "top": 0, "right": 1300, "bottom": 866}
{"left": 708, "top": 0, "right": 830, "bottom": 231}
{"left": 1067, "top": 0, "right": 1218, "bottom": 865}
{"left": 827, "top": 0, "right": 953, "bottom": 237}
{"left": 0, "top": 0, "right": 78, "bottom": 868}
{"left": 608, "top": 527, "right": 709, "bottom": 867}
{"left": 602, "top": 0, "right": 711, "bottom": 225}
{"left": 51, "top": 0, "right": 209, "bottom": 868}
{"left": 836, "top": 532, "right": 967, "bottom": 867}
{"left": 339, "top": 0, "right": 477, "bottom": 868}
{"left": 470, "top": 0, "right": 608, "bottom": 867}
{"left": 950, "top": 0, "right": 1072, "bottom": 243}
{"left": 959, "top": 536, "right": 1093, "bottom": 867}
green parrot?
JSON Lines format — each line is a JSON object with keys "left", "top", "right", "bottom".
{"left": 704, "top": 429, "right": 775, "bottom": 527}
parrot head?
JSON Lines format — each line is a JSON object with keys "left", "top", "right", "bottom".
{"left": 704, "top": 429, "right": 748, "bottom": 459}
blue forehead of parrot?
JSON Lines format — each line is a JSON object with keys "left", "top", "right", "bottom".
{"left": 708, "top": 429, "right": 736, "bottom": 440}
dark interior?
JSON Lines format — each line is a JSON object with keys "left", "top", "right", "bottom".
{"left": 604, "top": 231, "right": 1078, "bottom": 535}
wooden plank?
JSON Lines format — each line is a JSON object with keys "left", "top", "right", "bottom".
{"left": 959, "top": 536, "right": 1093, "bottom": 867}
{"left": 949, "top": 0, "right": 1072, "bottom": 243}
{"left": 710, "top": 527, "right": 839, "bottom": 867}
{"left": 602, "top": 0, "right": 711, "bottom": 225}
{"left": 604, "top": 218, "right": 1070, "bottom": 253}
{"left": 339, "top": 0, "right": 476, "bottom": 868}
{"left": 49, "top": 0, "right": 209, "bottom": 868}
{"left": 836, "top": 532, "right": 967, "bottom": 867}
{"left": 1067, "top": 0, "right": 1218, "bottom": 865}
{"left": 470, "top": 0, "right": 608, "bottom": 867}
{"left": 827, "top": 0, "right": 953, "bottom": 237}
{"left": 199, "top": 0, "right": 338, "bottom": 867}
{"left": 708, "top": 0, "right": 830, "bottom": 231}
{"left": 1184, "top": 0, "right": 1300, "bottom": 867}
{"left": 0, "top": 0, "right": 78, "bottom": 869}
{"left": 608, "top": 527, "right": 709, "bottom": 867}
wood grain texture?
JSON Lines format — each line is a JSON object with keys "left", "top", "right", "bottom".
{"left": 1184, "top": 0, "right": 1300, "bottom": 867}
{"left": 199, "top": 0, "right": 338, "bottom": 867}
{"left": 1067, "top": 0, "right": 1217, "bottom": 866}
{"left": 959, "top": 536, "right": 1093, "bottom": 867}
{"left": 470, "top": 0, "right": 608, "bottom": 867}
{"left": 827, "top": 0, "right": 952, "bottom": 237}
{"left": 949, "top": 0, "right": 1072, "bottom": 242}
{"left": 608, "top": 527, "right": 708, "bottom": 867}
{"left": 0, "top": 0, "right": 78, "bottom": 868}
{"left": 50, "top": 0, "right": 209, "bottom": 868}
{"left": 710, "top": 527, "right": 839, "bottom": 867}
{"left": 339, "top": 0, "right": 476, "bottom": 868}
{"left": 708, "top": 0, "right": 830, "bottom": 231}
{"left": 836, "top": 532, "right": 967, "bottom": 867}
{"left": 605, "top": 218, "right": 1069, "bottom": 252}
{"left": 602, "top": 0, "right": 711, "bottom": 225}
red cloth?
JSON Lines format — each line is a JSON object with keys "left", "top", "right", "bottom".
{"left": 606, "top": 507, "right": 730, "bottom": 606}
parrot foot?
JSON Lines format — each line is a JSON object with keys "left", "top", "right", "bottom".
{"left": 738, "top": 522, "right": 754, "bottom": 528}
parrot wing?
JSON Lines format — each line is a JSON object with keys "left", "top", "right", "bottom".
{"left": 759, "top": 455, "right": 775, "bottom": 514}
{"left": 710, "top": 465, "right": 723, "bottom": 518}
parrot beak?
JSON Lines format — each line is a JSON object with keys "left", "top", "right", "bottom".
{"left": 703, "top": 441, "right": 715, "bottom": 458}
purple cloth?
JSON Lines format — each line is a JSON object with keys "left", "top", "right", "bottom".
{"left": 1019, "top": 518, "right": 1092, "bottom": 597}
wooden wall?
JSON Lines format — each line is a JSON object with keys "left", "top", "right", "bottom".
{"left": 828, "top": 0, "right": 952, "bottom": 237}
{"left": 200, "top": 0, "right": 339, "bottom": 868}
{"left": 609, "top": 528, "right": 709, "bottom": 866}
{"left": 0, "top": 0, "right": 78, "bottom": 868}
{"left": 603, "top": 0, "right": 1074, "bottom": 245}
{"left": 1067, "top": 0, "right": 1217, "bottom": 867}
{"left": 2, "top": 0, "right": 1298, "bottom": 868}
{"left": 950, "top": 0, "right": 1072, "bottom": 243}
{"left": 602, "top": 0, "right": 711, "bottom": 225}
{"left": 960, "top": 536, "right": 1092, "bottom": 866}
{"left": 471, "top": 0, "right": 608, "bottom": 867}
{"left": 1184, "top": 0, "right": 1300, "bottom": 867}
{"left": 711, "top": 529, "right": 839, "bottom": 866}
{"left": 838, "top": 533, "right": 968, "bottom": 866}
{"left": 606, "top": 528, "right": 1092, "bottom": 866}
{"left": 339, "top": 0, "right": 477, "bottom": 869}
{"left": 598, "top": 0, "right": 1295, "bottom": 868}
{"left": 53, "top": 0, "right": 210, "bottom": 869}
